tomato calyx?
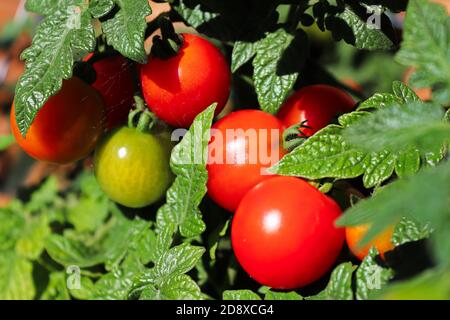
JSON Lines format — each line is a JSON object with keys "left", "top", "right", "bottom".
{"left": 128, "top": 96, "right": 159, "bottom": 133}
{"left": 151, "top": 14, "right": 184, "bottom": 60}
{"left": 282, "top": 120, "right": 312, "bottom": 152}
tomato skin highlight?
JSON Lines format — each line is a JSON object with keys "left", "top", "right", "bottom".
{"left": 231, "top": 176, "right": 345, "bottom": 289}
{"left": 87, "top": 55, "right": 136, "bottom": 129}
{"left": 94, "top": 126, "right": 173, "bottom": 208}
{"left": 10, "top": 77, "right": 105, "bottom": 164}
{"left": 346, "top": 224, "right": 395, "bottom": 261}
{"left": 140, "top": 33, "right": 231, "bottom": 128}
{"left": 206, "top": 110, "right": 286, "bottom": 212}
{"left": 277, "top": 84, "right": 355, "bottom": 136}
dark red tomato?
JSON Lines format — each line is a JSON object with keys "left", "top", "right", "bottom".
{"left": 140, "top": 33, "right": 231, "bottom": 128}
{"left": 11, "top": 77, "right": 105, "bottom": 164}
{"left": 206, "top": 110, "right": 285, "bottom": 212}
{"left": 85, "top": 54, "right": 136, "bottom": 129}
{"left": 232, "top": 176, "right": 345, "bottom": 289}
{"left": 277, "top": 84, "right": 355, "bottom": 136}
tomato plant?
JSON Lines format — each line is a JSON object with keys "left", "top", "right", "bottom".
{"left": 94, "top": 125, "right": 173, "bottom": 208}
{"left": 232, "top": 176, "right": 344, "bottom": 289}
{"left": 206, "top": 110, "right": 285, "bottom": 211}
{"left": 140, "top": 33, "right": 231, "bottom": 128}
{"left": 1, "top": 0, "right": 450, "bottom": 302}
{"left": 10, "top": 77, "right": 105, "bottom": 164}
{"left": 277, "top": 85, "right": 355, "bottom": 136}
{"left": 85, "top": 54, "right": 136, "bottom": 129}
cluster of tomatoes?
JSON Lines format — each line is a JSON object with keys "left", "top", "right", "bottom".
{"left": 10, "top": 33, "right": 394, "bottom": 290}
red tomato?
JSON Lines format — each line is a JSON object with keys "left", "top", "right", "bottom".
{"left": 85, "top": 54, "right": 136, "bottom": 129}
{"left": 140, "top": 33, "right": 231, "bottom": 128}
{"left": 11, "top": 77, "right": 105, "bottom": 164}
{"left": 403, "top": 67, "right": 432, "bottom": 101}
{"left": 232, "top": 176, "right": 345, "bottom": 289}
{"left": 206, "top": 110, "right": 286, "bottom": 212}
{"left": 277, "top": 84, "right": 355, "bottom": 136}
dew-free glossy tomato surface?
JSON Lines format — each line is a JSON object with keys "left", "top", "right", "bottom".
{"left": 94, "top": 127, "right": 173, "bottom": 208}
{"left": 232, "top": 176, "right": 345, "bottom": 289}
{"left": 11, "top": 77, "right": 105, "bottom": 164}
{"left": 346, "top": 224, "right": 395, "bottom": 260}
{"left": 206, "top": 110, "right": 285, "bottom": 212}
{"left": 277, "top": 84, "right": 355, "bottom": 136}
{"left": 140, "top": 33, "right": 231, "bottom": 128}
{"left": 87, "top": 54, "right": 136, "bottom": 129}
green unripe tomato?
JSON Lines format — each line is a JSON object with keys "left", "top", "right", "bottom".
{"left": 94, "top": 126, "right": 173, "bottom": 208}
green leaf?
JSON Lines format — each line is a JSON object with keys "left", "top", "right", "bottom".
{"left": 307, "top": 263, "right": 355, "bottom": 300}
{"left": 392, "top": 216, "right": 433, "bottom": 247}
{"left": 68, "top": 276, "right": 95, "bottom": 300}
{"left": 15, "top": 1, "right": 95, "bottom": 136}
{"left": 40, "top": 272, "right": 70, "bottom": 300}
{"left": 102, "top": 0, "right": 151, "bottom": 63}
{"left": 26, "top": 176, "right": 58, "bottom": 212}
{"left": 394, "top": 148, "right": 420, "bottom": 178}
{"left": 396, "top": 0, "right": 450, "bottom": 105}
{"left": 0, "top": 205, "right": 25, "bottom": 251}
{"left": 252, "top": 29, "right": 299, "bottom": 114}
{"left": 25, "top": 0, "right": 59, "bottom": 15}
{"left": 264, "top": 290, "right": 302, "bottom": 300}
{"left": 356, "top": 248, "right": 393, "bottom": 300}
{"left": 374, "top": 268, "right": 450, "bottom": 300}
{"left": 156, "top": 104, "right": 216, "bottom": 238}
{"left": 89, "top": 0, "right": 115, "bottom": 18}
{"left": 231, "top": 41, "right": 256, "bottom": 73}
{"left": 392, "top": 81, "right": 420, "bottom": 103}
{"left": 173, "top": 1, "right": 219, "bottom": 28}
{"left": 331, "top": 7, "right": 394, "bottom": 50}
{"left": 223, "top": 290, "right": 261, "bottom": 300}
{"left": 271, "top": 81, "right": 449, "bottom": 188}
{"left": 94, "top": 255, "right": 145, "bottom": 300}
{"left": 269, "top": 124, "right": 394, "bottom": 188}
{"left": 336, "top": 161, "right": 450, "bottom": 264}
{"left": 0, "top": 135, "right": 15, "bottom": 151}
{"left": 344, "top": 102, "right": 449, "bottom": 153}
{"left": 154, "top": 244, "right": 205, "bottom": 279}
{"left": 45, "top": 234, "right": 106, "bottom": 268}
{"left": 0, "top": 252, "right": 35, "bottom": 300}
{"left": 209, "top": 219, "right": 230, "bottom": 261}
{"left": 358, "top": 93, "right": 400, "bottom": 110}
{"left": 154, "top": 223, "right": 174, "bottom": 259}
{"left": 45, "top": 217, "right": 151, "bottom": 269}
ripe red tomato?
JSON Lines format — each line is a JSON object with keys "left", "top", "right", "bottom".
{"left": 346, "top": 224, "right": 395, "bottom": 261}
{"left": 277, "top": 84, "right": 355, "bottom": 136}
{"left": 232, "top": 176, "right": 345, "bottom": 289}
{"left": 85, "top": 54, "right": 136, "bottom": 129}
{"left": 140, "top": 33, "right": 231, "bottom": 128}
{"left": 206, "top": 110, "right": 285, "bottom": 212}
{"left": 11, "top": 77, "right": 105, "bottom": 164}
